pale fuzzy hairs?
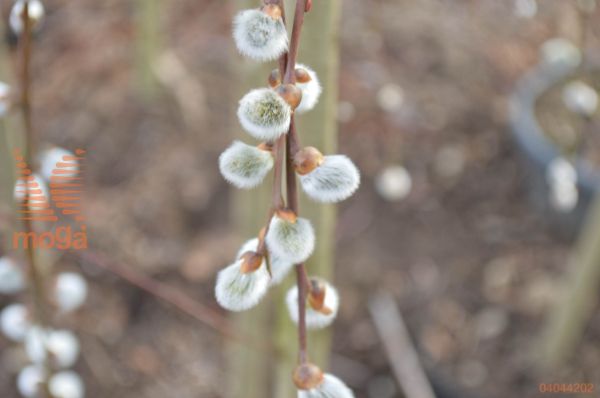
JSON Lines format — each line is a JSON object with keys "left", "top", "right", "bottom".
{"left": 0, "top": 303, "right": 30, "bottom": 342}
{"left": 215, "top": 256, "right": 270, "bottom": 312}
{"left": 14, "top": 173, "right": 48, "bottom": 204}
{"left": 238, "top": 88, "right": 292, "bottom": 140}
{"left": 17, "top": 365, "right": 45, "bottom": 398}
{"left": 295, "top": 64, "right": 322, "bottom": 114}
{"left": 0, "top": 256, "right": 25, "bottom": 295}
{"left": 286, "top": 280, "right": 339, "bottom": 330}
{"left": 54, "top": 272, "right": 88, "bottom": 313}
{"left": 39, "top": 147, "right": 77, "bottom": 181}
{"left": 298, "top": 374, "right": 355, "bottom": 398}
{"left": 266, "top": 216, "right": 315, "bottom": 265}
{"left": 233, "top": 8, "right": 288, "bottom": 62}
{"left": 300, "top": 155, "right": 360, "bottom": 203}
{"left": 237, "top": 238, "right": 294, "bottom": 285}
{"left": 219, "top": 141, "right": 274, "bottom": 189}
{"left": 25, "top": 328, "right": 80, "bottom": 369}
{"left": 49, "top": 371, "right": 85, "bottom": 398}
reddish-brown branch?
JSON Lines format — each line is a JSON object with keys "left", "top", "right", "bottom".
{"left": 262, "top": 0, "right": 311, "bottom": 367}
{"left": 283, "top": 0, "right": 310, "bottom": 365}
{"left": 283, "top": 0, "right": 307, "bottom": 84}
{"left": 77, "top": 250, "right": 273, "bottom": 353}
{"left": 271, "top": 134, "right": 286, "bottom": 208}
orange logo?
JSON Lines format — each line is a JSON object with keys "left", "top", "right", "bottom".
{"left": 12, "top": 148, "right": 87, "bottom": 250}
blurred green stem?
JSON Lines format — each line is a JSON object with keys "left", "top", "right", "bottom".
{"left": 135, "top": 0, "right": 162, "bottom": 99}
{"left": 541, "top": 196, "right": 600, "bottom": 367}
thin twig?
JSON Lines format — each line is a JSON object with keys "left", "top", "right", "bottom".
{"left": 19, "top": 4, "right": 51, "bottom": 396}
{"left": 369, "top": 293, "right": 436, "bottom": 398}
{"left": 76, "top": 250, "right": 274, "bottom": 354}
{"left": 20, "top": 0, "right": 48, "bottom": 327}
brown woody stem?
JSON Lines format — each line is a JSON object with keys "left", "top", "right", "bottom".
{"left": 259, "top": 0, "right": 310, "bottom": 367}
{"left": 283, "top": 0, "right": 310, "bottom": 365}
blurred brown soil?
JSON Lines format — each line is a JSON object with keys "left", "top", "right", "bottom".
{"left": 2, "top": 1, "right": 600, "bottom": 397}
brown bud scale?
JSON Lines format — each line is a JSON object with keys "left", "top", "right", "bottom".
{"left": 261, "top": 4, "right": 282, "bottom": 19}
{"left": 276, "top": 84, "right": 303, "bottom": 110}
{"left": 307, "top": 278, "right": 333, "bottom": 314}
{"left": 257, "top": 142, "right": 274, "bottom": 153}
{"left": 268, "top": 69, "right": 281, "bottom": 88}
{"left": 293, "top": 147, "right": 324, "bottom": 175}
{"left": 295, "top": 68, "right": 312, "bottom": 84}
{"left": 293, "top": 363, "right": 324, "bottom": 390}
{"left": 276, "top": 208, "right": 298, "bottom": 223}
{"left": 240, "top": 251, "right": 264, "bottom": 273}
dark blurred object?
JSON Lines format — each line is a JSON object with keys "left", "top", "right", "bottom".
{"left": 509, "top": 62, "right": 600, "bottom": 238}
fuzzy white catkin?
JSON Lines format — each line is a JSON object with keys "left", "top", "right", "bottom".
{"left": 49, "top": 371, "right": 85, "bottom": 398}
{"left": 25, "top": 328, "right": 80, "bottom": 368}
{"left": 300, "top": 155, "right": 360, "bottom": 203}
{"left": 238, "top": 88, "right": 292, "bottom": 140}
{"left": 375, "top": 165, "right": 412, "bottom": 201}
{"left": 562, "top": 80, "right": 598, "bottom": 117}
{"left": 54, "top": 272, "right": 88, "bottom": 313}
{"left": 10, "top": 0, "right": 45, "bottom": 34}
{"left": 14, "top": 173, "right": 48, "bottom": 204}
{"left": 547, "top": 157, "right": 577, "bottom": 186}
{"left": 0, "top": 303, "right": 30, "bottom": 342}
{"left": 17, "top": 365, "right": 45, "bottom": 398}
{"left": 286, "top": 281, "right": 339, "bottom": 329}
{"left": 0, "top": 256, "right": 25, "bottom": 294}
{"left": 219, "top": 141, "right": 274, "bottom": 189}
{"left": 295, "top": 64, "right": 322, "bottom": 114}
{"left": 237, "top": 238, "right": 294, "bottom": 285}
{"left": 540, "top": 38, "right": 581, "bottom": 68}
{"left": 215, "top": 257, "right": 270, "bottom": 312}
{"left": 298, "top": 374, "right": 355, "bottom": 398}
{"left": 266, "top": 216, "right": 315, "bottom": 264}
{"left": 233, "top": 9, "right": 288, "bottom": 62}
{"left": 547, "top": 157, "right": 578, "bottom": 212}
{"left": 39, "top": 147, "right": 78, "bottom": 181}
{"left": 0, "top": 81, "right": 10, "bottom": 117}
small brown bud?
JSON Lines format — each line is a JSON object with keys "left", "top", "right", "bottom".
{"left": 308, "top": 278, "right": 333, "bottom": 315}
{"left": 305, "top": 0, "right": 313, "bottom": 12}
{"left": 276, "top": 208, "right": 297, "bottom": 223}
{"left": 257, "top": 142, "right": 274, "bottom": 153}
{"left": 276, "top": 84, "right": 303, "bottom": 110}
{"left": 261, "top": 4, "right": 282, "bottom": 19}
{"left": 268, "top": 69, "right": 282, "bottom": 88}
{"left": 293, "top": 147, "right": 324, "bottom": 175}
{"left": 293, "top": 363, "right": 324, "bottom": 390}
{"left": 295, "top": 68, "right": 312, "bottom": 84}
{"left": 240, "top": 251, "right": 264, "bottom": 273}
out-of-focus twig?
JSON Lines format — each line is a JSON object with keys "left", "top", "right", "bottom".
{"left": 153, "top": 50, "right": 207, "bottom": 131}
{"left": 369, "top": 293, "right": 436, "bottom": 398}
{"left": 540, "top": 197, "right": 600, "bottom": 367}
{"left": 77, "top": 250, "right": 274, "bottom": 354}
{"left": 134, "top": 0, "right": 162, "bottom": 98}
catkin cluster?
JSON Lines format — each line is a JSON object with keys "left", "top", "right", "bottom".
{"left": 216, "top": 2, "right": 358, "bottom": 397}
{"left": 1, "top": 2, "right": 86, "bottom": 397}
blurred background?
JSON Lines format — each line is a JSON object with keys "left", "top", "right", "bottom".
{"left": 1, "top": 0, "right": 600, "bottom": 397}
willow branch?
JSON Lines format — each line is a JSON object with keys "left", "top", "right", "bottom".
{"left": 283, "top": 0, "right": 309, "bottom": 365}
{"left": 77, "top": 250, "right": 274, "bottom": 353}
